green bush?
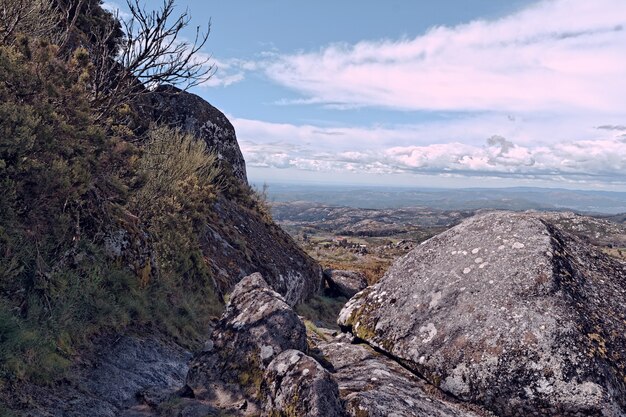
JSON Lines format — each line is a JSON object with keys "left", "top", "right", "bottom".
{"left": 0, "top": 40, "right": 225, "bottom": 387}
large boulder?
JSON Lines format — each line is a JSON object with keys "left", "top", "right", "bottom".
{"left": 339, "top": 211, "right": 626, "bottom": 416}
{"left": 262, "top": 349, "right": 345, "bottom": 417}
{"left": 186, "top": 273, "right": 307, "bottom": 403}
{"left": 144, "top": 85, "right": 248, "bottom": 182}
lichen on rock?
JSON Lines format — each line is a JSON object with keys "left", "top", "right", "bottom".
{"left": 186, "top": 273, "right": 308, "bottom": 407}
{"left": 262, "top": 349, "right": 345, "bottom": 417}
{"left": 339, "top": 211, "right": 626, "bottom": 416}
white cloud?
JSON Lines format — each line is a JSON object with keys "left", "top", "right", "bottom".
{"left": 234, "top": 118, "right": 626, "bottom": 185}
{"left": 102, "top": 1, "right": 131, "bottom": 20}
{"left": 199, "top": 57, "right": 258, "bottom": 88}
{"left": 264, "top": 0, "right": 626, "bottom": 113}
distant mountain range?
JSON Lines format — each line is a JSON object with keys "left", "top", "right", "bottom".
{"left": 258, "top": 183, "right": 626, "bottom": 214}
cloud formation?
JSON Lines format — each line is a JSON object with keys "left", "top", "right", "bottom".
{"left": 206, "top": 1, "right": 626, "bottom": 188}
{"left": 235, "top": 118, "right": 626, "bottom": 184}
{"left": 264, "top": 0, "right": 626, "bottom": 112}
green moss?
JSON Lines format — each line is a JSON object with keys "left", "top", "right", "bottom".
{"left": 304, "top": 320, "right": 329, "bottom": 341}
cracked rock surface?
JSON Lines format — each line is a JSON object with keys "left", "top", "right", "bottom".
{"left": 339, "top": 211, "right": 626, "bottom": 416}
{"left": 262, "top": 349, "right": 345, "bottom": 417}
{"left": 314, "top": 333, "right": 486, "bottom": 417}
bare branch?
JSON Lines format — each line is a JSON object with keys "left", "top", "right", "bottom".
{"left": 0, "top": 0, "right": 62, "bottom": 45}
{"left": 87, "top": 0, "right": 215, "bottom": 119}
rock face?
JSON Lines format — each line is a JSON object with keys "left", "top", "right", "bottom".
{"left": 130, "top": 85, "right": 325, "bottom": 305}
{"left": 316, "top": 336, "right": 482, "bottom": 417}
{"left": 262, "top": 349, "right": 345, "bottom": 417}
{"left": 339, "top": 211, "right": 626, "bottom": 417}
{"left": 204, "top": 197, "right": 323, "bottom": 305}
{"left": 324, "top": 269, "right": 368, "bottom": 298}
{"left": 21, "top": 337, "right": 190, "bottom": 417}
{"left": 145, "top": 85, "right": 247, "bottom": 182}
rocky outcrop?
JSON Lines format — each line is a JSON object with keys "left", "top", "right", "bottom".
{"left": 21, "top": 337, "right": 190, "bottom": 417}
{"left": 184, "top": 273, "right": 342, "bottom": 416}
{"left": 203, "top": 197, "right": 323, "bottom": 305}
{"left": 186, "top": 273, "right": 307, "bottom": 402}
{"left": 324, "top": 269, "right": 368, "bottom": 298}
{"left": 144, "top": 85, "right": 247, "bottom": 182}
{"left": 315, "top": 334, "right": 483, "bottom": 417}
{"left": 339, "top": 211, "right": 626, "bottom": 416}
{"left": 262, "top": 349, "right": 345, "bottom": 417}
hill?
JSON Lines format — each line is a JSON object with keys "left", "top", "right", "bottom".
{"left": 0, "top": 1, "right": 321, "bottom": 414}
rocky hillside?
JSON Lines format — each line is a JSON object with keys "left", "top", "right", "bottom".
{"left": 3, "top": 2, "right": 626, "bottom": 417}
{"left": 0, "top": 2, "right": 321, "bottom": 415}
{"left": 56, "top": 210, "right": 622, "bottom": 417}
{"left": 118, "top": 273, "right": 486, "bottom": 417}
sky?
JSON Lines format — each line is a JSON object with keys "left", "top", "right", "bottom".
{"left": 106, "top": 0, "right": 626, "bottom": 190}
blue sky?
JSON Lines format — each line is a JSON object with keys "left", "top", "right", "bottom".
{"left": 106, "top": 1, "right": 626, "bottom": 190}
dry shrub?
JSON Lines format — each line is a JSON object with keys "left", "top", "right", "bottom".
{"left": 0, "top": 0, "right": 60, "bottom": 45}
{"left": 136, "top": 125, "right": 222, "bottom": 204}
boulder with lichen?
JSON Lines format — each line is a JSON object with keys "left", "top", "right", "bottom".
{"left": 186, "top": 273, "right": 308, "bottom": 409}
{"left": 339, "top": 211, "right": 626, "bottom": 416}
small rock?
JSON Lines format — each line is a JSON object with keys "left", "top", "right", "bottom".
{"left": 324, "top": 269, "right": 368, "bottom": 298}
{"left": 262, "top": 350, "right": 344, "bottom": 417}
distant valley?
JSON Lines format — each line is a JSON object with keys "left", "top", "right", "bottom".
{"left": 261, "top": 183, "right": 626, "bottom": 214}
{"left": 269, "top": 188, "right": 626, "bottom": 283}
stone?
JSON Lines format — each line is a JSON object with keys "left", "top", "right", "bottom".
{"left": 339, "top": 211, "right": 626, "bottom": 416}
{"left": 324, "top": 269, "right": 368, "bottom": 298}
{"left": 204, "top": 197, "right": 323, "bottom": 305}
{"left": 262, "top": 349, "right": 345, "bottom": 417}
{"left": 316, "top": 339, "right": 483, "bottom": 417}
{"left": 20, "top": 336, "right": 191, "bottom": 417}
{"left": 186, "top": 273, "right": 308, "bottom": 401}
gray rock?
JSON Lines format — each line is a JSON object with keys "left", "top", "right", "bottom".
{"left": 145, "top": 85, "right": 247, "bottom": 183}
{"left": 204, "top": 197, "right": 323, "bottom": 306}
{"left": 316, "top": 339, "right": 484, "bottom": 417}
{"left": 186, "top": 273, "right": 307, "bottom": 401}
{"left": 339, "top": 211, "right": 626, "bottom": 417}
{"left": 177, "top": 402, "right": 222, "bottom": 417}
{"left": 324, "top": 269, "right": 368, "bottom": 298}
{"left": 20, "top": 336, "right": 191, "bottom": 417}
{"left": 262, "top": 349, "right": 345, "bottom": 417}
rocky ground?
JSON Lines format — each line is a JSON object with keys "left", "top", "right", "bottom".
{"left": 20, "top": 210, "right": 625, "bottom": 416}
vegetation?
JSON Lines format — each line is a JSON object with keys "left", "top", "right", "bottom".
{"left": 296, "top": 295, "right": 347, "bottom": 330}
{"left": 86, "top": 0, "right": 214, "bottom": 118}
{"left": 0, "top": 0, "right": 231, "bottom": 391}
{"left": 0, "top": 0, "right": 61, "bottom": 45}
